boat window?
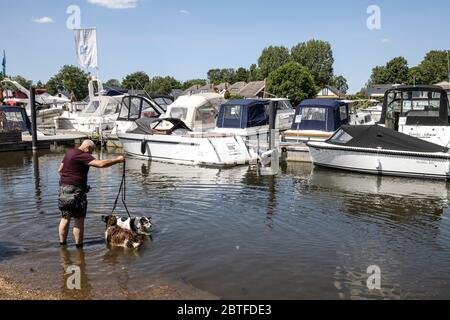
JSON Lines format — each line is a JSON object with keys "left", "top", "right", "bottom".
{"left": 0, "top": 111, "right": 26, "bottom": 132}
{"left": 83, "top": 101, "right": 99, "bottom": 114}
{"left": 330, "top": 129, "right": 353, "bottom": 144}
{"left": 141, "top": 100, "right": 159, "bottom": 118}
{"left": 104, "top": 103, "right": 119, "bottom": 115}
{"left": 195, "top": 103, "right": 217, "bottom": 127}
{"left": 129, "top": 97, "right": 142, "bottom": 119}
{"left": 339, "top": 106, "right": 348, "bottom": 121}
{"left": 301, "top": 107, "right": 326, "bottom": 121}
{"left": 169, "top": 107, "right": 188, "bottom": 120}
{"left": 119, "top": 98, "right": 130, "bottom": 119}
{"left": 275, "top": 100, "right": 292, "bottom": 110}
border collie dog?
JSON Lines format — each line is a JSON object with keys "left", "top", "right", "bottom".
{"left": 102, "top": 215, "right": 143, "bottom": 249}
{"left": 116, "top": 216, "right": 152, "bottom": 237}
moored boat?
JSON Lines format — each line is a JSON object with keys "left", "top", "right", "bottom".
{"left": 307, "top": 125, "right": 450, "bottom": 180}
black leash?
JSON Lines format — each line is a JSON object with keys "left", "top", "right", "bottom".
{"left": 111, "top": 160, "right": 132, "bottom": 218}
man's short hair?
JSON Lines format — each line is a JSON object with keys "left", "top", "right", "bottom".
{"left": 80, "top": 140, "right": 95, "bottom": 149}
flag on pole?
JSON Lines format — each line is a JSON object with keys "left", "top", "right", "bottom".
{"left": 74, "top": 28, "right": 98, "bottom": 69}
{"left": 1, "top": 50, "right": 5, "bottom": 78}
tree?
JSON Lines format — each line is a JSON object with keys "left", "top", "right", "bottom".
{"left": 105, "top": 79, "right": 121, "bottom": 88}
{"left": 331, "top": 75, "right": 349, "bottom": 95}
{"left": 369, "top": 65, "right": 389, "bottom": 84}
{"left": 207, "top": 68, "right": 237, "bottom": 84}
{"left": 46, "top": 65, "right": 89, "bottom": 100}
{"left": 182, "top": 79, "right": 207, "bottom": 90}
{"left": 144, "top": 76, "right": 181, "bottom": 95}
{"left": 11, "top": 75, "right": 33, "bottom": 89}
{"left": 266, "top": 62, "right": 317, "bottom": 106}
{"left": 122, "top": 71, "right": 150, "bottom": 90}
{"left": 291, "top": 40, "right": 334, "bottom": 87}
{"left": 385, "top": 57, "right": 409, "bottom": 84}
{"left": 407, "top": 66, "right": 423, "bottom": 85}
{"left": 248, "top": 64, "right": 260, "bottom": 82}
{"left": 257, "top": 46, "right": 291, "bottom": 79}
{"left": 235, "top": 67, "right": 249, "bottom": 82}
{"left": 36, "top": 81, "right": 46, "bottom": 89}
{"left": 416, "top": 50, "right": 449, "bottom": 84}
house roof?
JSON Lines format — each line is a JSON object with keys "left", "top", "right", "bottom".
{"left": 317, "top": 85, "right": 343, "bottom": 98}
{"left": 228, "top": 82, "right": 247, "bottom": 93}
{"left": 183, "top": 84, "right": 202, "bottom": 95}
{"left": 215, "top": 82, "right": 230, "bottom": 92}
{"left": 238, "top": 81, "right": 265, "bottom": 98}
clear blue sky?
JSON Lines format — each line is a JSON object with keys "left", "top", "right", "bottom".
{"left": 1, "top": 0, "right": 449, "bottom": 93}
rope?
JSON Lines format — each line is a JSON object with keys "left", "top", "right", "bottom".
{"left": 111, "top": 160, "right": 132, "bottom": 218}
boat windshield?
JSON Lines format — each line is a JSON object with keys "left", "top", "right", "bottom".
{"left": 169, "top": 107, "right": 188, "bottom": 121}
{"left": 103, "top": 103, "right": 119, "bottom": 115}
{"left": 386, "top": 90, "right": 442, "bottom": 117}
{"left": 275, "top": 100, "right": 293, "bottom": 110}
{"left": 83, "top": 101, "right": 99, "bottom": 114}
{"left": 194, "top": 103, "right": 217, "bottom": 128}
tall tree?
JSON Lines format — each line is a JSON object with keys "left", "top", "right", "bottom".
{"left": 122, "top": 71, "right": 150, "bottom": 90}
{"left": 46, "top": 65, "right": 89, "bottom": 100}
{"left": 11, "top": 75, "right": 33, "bottom": 89}
{"left": 407, "top": 66, "right": 423, "bottom": 85}
{"left": 291, "top": 40, "right": 334, "bottom": 87}
{"left": 266, "top": 62, "right": 317, "bottom": 106}
{"left": 235, "top": 67, "right": 249, "bottom": 82}
{"left": 105, "top": 79, "right": 121, "bottom": 88}
{"left": 144, "top": 76, "right": 182, "bottom": 95}
{"left": 368, "top": 56, "right": 409, "bottom": 85}
{"left": 182, "top": 79, "right": 207, "bottom": 90}
{"left": 416, "top": 50, "right": 449, "bottom": 84}
{"left": 257, "top": 46, "right": 291, "bottom": 79}
{"left": 369, "top": 65, "right": 389, "bottom": 84}
{"left": 248, "top": 64, "right": 260, "bottom": 82}
{"left": 331, "top": 75, "right": 349, "bottom": 94}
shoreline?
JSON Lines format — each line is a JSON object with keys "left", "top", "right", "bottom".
{"left": 0, "top": 276, "right": 58, "bottom": 300}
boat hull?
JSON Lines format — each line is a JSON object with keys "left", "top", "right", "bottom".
{"left": 118, "top": 132, "right": 254, "bottom": 167}
{"left": 308, "top": 142, "right": 450, "bottom": 179}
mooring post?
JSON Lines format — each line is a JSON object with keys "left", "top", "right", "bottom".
{"left": 268, "top": 101, "right": 276, "bottom": 150}
{"left": 30, "top": 86, "right": 38, "bottom": 151}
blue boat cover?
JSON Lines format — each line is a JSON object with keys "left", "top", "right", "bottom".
{"left": 216, "top": 99, "right": 270, "bottom": 129}
{"left": 291, "top": 99, "right": 349, "bottom": 132}
{"left": 0, "top": 105, "right": 31, "bottom": 133}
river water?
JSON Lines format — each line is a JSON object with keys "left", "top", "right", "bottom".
{"left": 1, "top": 147, "right": 450, "bottom": 299}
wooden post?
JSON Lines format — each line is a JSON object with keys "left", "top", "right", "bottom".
{"left": 30, "top": 86, "right": 38, "bottom": 151}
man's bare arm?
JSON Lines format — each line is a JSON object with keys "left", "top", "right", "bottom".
{"left": 58, "top": 163, "right": 64, "bottom": 173}
{"left": 88, "top": 156, "right": 125, "bottom": 168}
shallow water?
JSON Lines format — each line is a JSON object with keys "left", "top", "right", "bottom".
{"left": 1, "top": 147, "right": 450, "bottom": 299}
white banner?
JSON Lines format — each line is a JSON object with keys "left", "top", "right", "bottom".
{"left": 74, "top": 28, "right": 98, "bottom": 69}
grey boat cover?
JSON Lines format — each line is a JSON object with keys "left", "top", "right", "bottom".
{"left": 328, "top": 125, "right": 448, "bottom": 153}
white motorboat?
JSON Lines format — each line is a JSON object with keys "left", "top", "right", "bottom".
{"left": 378, "top": 85, "right": 450, "bottom": 146}
{"left": 214, "top": 98, "right": 294, "bottom": 149}
{"left": 307, "top": 125, "right": 450, "bottom": 180}
{"left": 54, "top": 79, "right": 126, "bottom": 134}
{"left": 118, "top": 117, "right": 255, "bottom": 167}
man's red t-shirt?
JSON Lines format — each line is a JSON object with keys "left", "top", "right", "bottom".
{"left": 60, "top": 149, "right": 95, "bottom": 190}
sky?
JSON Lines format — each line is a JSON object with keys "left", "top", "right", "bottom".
{"left": 0, "top": 0, "right": 449, "bottom": 93}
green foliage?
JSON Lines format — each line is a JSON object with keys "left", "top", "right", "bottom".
{"left": 331, "top": 75, "right": 349, "bottom": 94}
{"left": 407, "top": 66, "right": 423, "bottom": 85}
{"left": 182, "top": 79, "right": 207, "bottom": 90}
{"left": 46, "top": 65, "right": 89, "bottom": 100}
{"left": 257, "top": 46, "right": 291, "bottom": 79}
{"left": 235, "top": 67, "right": 249, "bottom": 82}
{"left": 36, "top": 81, "right": 45, "bottom": 89}
{"left": 266, "top": 62, "right": 317, "bottom": 106}
{"left": 105, "top": 79, "right": 121, "bottom": 87}
{"left": 144, "top": 76, "right": 182, "bottom": 95}
{"left": 248, "top": 64, "right": 260, "bottom": 82}
{"left": 291, "top": 40, "right": 334, "bottom": 87}
{"left": 207, "top": 68, "right": 237, "bottom": 84}
{"left": 122, "top": 71, "right": 150, "bottom": 90}
{"left": 12, "top": 75, "right": 33, "bottom": 89}
{"left": 368, "top": 56, "right": 409, "bottom": 85}
{"left": 416, "top": 50, "right": 449, "bottom": 84}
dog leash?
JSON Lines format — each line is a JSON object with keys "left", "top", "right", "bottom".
{"left": 111, "top": 160, "right": 132, "bottom": 219}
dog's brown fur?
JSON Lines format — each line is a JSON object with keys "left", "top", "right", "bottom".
{"left": 105, "top": 215, "right": 143, "bottom": 249}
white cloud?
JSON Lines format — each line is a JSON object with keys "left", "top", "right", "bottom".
{"left": 87, "top": 0, "right": 139, "bottom": 9}
{"left": 381, "top": 38, "right": 391, "bottom": 43}
{"left": 32, "top": 17, "right": 54, "bottom": 24}
{"left": 179, "top": 9, "right": 190, "bottom": 15}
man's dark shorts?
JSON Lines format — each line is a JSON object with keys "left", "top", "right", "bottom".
{"left": 58, "top": 185, "right": 87, "bottom": 219}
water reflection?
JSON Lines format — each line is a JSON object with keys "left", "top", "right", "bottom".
{"left": 59, "top": 247, "right": 92, "bottom": 299}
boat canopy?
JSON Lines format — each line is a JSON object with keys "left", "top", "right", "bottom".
{"left": 118, "top": 95, "right": 165, "bottom": 121}
{"left": 328, "top": 125, "right": 448, "bottom": 153}
{"left": 0, "top": 105, "right": 31, "bottom": 133}
{"left": 128, "top": 117, "right": 192, "bottom": 135}
{"left": 379, "top": 85, "right": 450, "bottom": 128}
{"left": 291, "top": 99, "right": 349, "bottom": 132}
{"left": 216, "top": 99, "right": 270, "bottom": 129}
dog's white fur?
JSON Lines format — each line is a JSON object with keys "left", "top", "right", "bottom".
{"left": 102, "top": 215, "right": 144, "bottom": 249}
{"left": 116, "top": 216, "right": 152, "bottom": 236}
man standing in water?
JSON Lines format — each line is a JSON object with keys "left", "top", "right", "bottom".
{"left": 58, "top": 140, "right": 125, "bottom": 248}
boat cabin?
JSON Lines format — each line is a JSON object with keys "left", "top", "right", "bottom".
{"left": 0, "top": 105, "right": 31, "bottom": 134}
{"left": 378, "top": 85, "right": 450, "bottom": 146}
{"left": 283, "top": 99, "right": 349, "bottom": 142}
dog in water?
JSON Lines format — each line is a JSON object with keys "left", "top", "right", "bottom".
{"left": 116, "top": 216, "right": 152, "bottom": 237}
{"left": 102, "top": 215, "right": 143, "bottom": 249}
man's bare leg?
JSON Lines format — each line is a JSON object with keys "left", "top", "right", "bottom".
{"left": 59, "top": 217, "right": 71, "bottom": 245}
{"left": 73, "top": 217, "right": 85, "bottom": 248}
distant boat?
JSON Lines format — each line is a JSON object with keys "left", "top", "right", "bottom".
{"left": 307, "top": 125, "right": 450, "bottom": 180}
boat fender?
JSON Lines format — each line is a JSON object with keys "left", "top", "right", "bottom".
{"left": 140, "top": 139, "right": 146, "bottom": 155}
